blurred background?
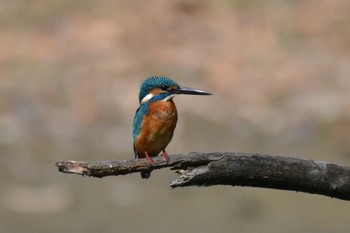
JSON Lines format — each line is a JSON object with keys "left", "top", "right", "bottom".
{"left": 0, "top": 0, "right": 350, "bottom": 232}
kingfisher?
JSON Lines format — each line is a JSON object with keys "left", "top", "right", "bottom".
{"left": 133, "top": 76, "right": 211, "bottom": 179}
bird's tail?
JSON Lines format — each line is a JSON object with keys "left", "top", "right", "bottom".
{"left": 141, "top": 171, "right": 151, "bottom": 179}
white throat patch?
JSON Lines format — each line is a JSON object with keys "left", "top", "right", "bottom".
{"left": 141, "top": 93, "right": 154, "bottom": 104}
{"left": 141, "top": 93, "right": 177, "bottom": 104}
{"left": 162, "top": 94, "right": 176, "bottom": 102}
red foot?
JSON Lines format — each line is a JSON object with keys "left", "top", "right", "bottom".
{"left": 144, "top": 152, "right": 154, "bottom": 163}
{"left": 162, "top": 150, "right": 170, "bottom": 162}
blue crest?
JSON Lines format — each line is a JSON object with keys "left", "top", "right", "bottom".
{"left": 138, "top": 76, "right": 179, "bottom": 103}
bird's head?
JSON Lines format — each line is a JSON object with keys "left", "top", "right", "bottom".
{"left": 138, "top": 76, "right": 211, "bottom": 104}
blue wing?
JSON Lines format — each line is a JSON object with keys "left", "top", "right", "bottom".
{"left": 133, "top": 102, "right": 149, "bottom": 158}
{"left": 133, "top": 102, "right": 149, "bottom": 139}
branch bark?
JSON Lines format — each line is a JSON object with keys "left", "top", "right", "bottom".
{"left": 55, "top": 152, "right": 350, "bottom": 201}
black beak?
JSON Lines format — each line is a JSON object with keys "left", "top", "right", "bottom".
{"left": 169, "top": 86, "right": 212, "bottom": 95}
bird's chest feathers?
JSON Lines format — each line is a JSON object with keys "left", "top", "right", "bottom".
{"left": 149, "top": 101, "right": 177, "bottom": 121}
{"left": 134, "top": 100, "right": 177, "bottom": 157}
{"left": 143, "top": 101, "right": 177, "bottom": 141}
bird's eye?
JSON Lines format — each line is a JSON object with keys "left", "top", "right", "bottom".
{"left": 160, "top": 85, "right": 168, "bottom": 91}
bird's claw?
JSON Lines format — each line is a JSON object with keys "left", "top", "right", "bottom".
{"left": 162, "top": 150, "right": 170, "bottom": 162}
{"left": 145, "top": 152, "right": 154, "bottom": 164}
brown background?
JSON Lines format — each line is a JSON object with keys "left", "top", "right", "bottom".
{"left": 0, "top": 0, "right": 350, "bottom": 232}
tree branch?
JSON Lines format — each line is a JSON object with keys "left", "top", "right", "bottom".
{"left": 55, "top": 152, "right": 350, "bottom": 201}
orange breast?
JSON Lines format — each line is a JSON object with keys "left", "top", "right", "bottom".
{"left": 134, "top": 100, "right": 178, "bottom": 158}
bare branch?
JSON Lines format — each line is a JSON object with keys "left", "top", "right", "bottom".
{"left": 55, "top": 152, "right": 350, "bottom": 201}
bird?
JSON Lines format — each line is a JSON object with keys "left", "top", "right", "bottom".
{"left": 133, "top": 76, "right": 211, "bottom": 179}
